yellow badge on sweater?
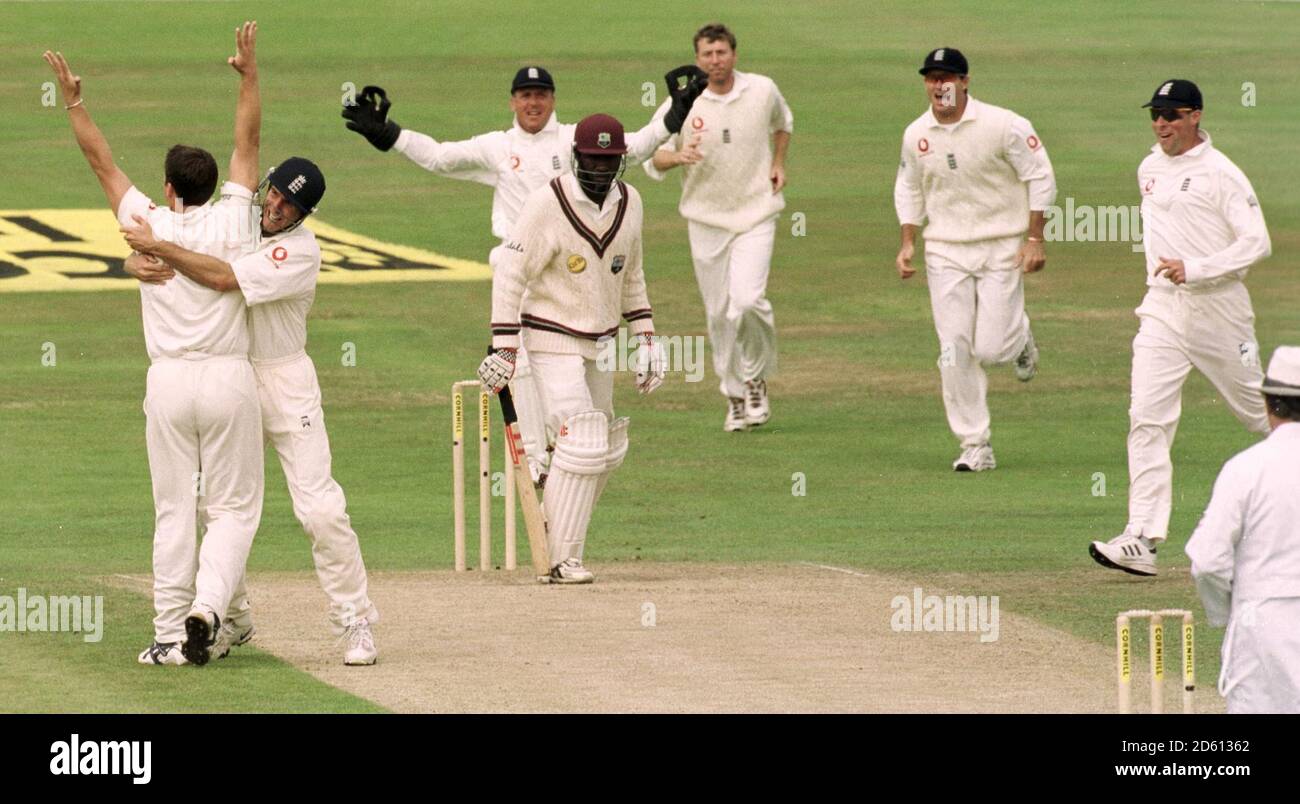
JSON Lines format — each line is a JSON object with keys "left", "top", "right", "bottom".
{"left": 566, "top": 254, "right": 587, "bottom": 274}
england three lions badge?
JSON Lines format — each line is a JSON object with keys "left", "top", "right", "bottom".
{"left": 611, "top": 255, "right": 626, "bottom": 274}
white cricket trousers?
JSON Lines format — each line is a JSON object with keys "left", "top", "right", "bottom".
{"left": 226, "top": 352, "right": 378, "bottom": 634}
{"left": 145, "top": 356, "right": 263, "bottom": 643}
{"left": 1219, "top": 598, "right": 1300, "bottom": 713}
{"left": 528, "top": 350, "right": 617, "bottom": 566}
{"left": 924, "top": 236, "right": 1030, "bottom": 448}
{"left": 1127, "top": 284, "right": 1269, "bottom": 542}
{"left": 492, "top": 243, "right": 550, "bottom": 477}
{"left": 688, "top": 216, "right": 778, "bottom": 399}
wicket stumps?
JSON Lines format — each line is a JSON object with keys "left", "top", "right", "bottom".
{"left": 451, "top": 381, "right": 516, "bottom": 571}
{"left": 1116, "top": 609, "right": 1195, "bottom": 714}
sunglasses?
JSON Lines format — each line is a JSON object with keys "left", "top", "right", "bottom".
{"left": 1149, "top": 107, "right": 1195, "bottom": 122}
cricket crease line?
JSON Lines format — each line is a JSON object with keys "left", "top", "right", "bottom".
{"left": 799, "top": 562, "right": 876, "bottom": 579}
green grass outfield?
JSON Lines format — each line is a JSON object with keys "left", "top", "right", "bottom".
{"left": 2, "top": 0, "right": 1298, "bottom": 712}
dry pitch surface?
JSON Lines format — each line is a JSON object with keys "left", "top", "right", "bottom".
{"left": 115, "top": 564, "right": 1224, "bottom": 713}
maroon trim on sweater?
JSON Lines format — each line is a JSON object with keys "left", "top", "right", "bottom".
{"left": 549, "top": 177, "right": 628, "bottom": 259}
{"left": 520, "top": 312, "right": 619, "bottom": 341}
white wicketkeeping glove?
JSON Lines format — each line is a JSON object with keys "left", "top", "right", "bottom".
{"left": 478, "top": 348, "right": 516, "bottom": 393}
{"left": 633, "top": 334, "right": 665, "bottom": 395}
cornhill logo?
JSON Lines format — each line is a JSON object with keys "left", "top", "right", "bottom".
{"left": 288, "top": 174, "right": 307, "bottom": 193}
{"left": 597, "top": 132, "right": 611, "bottom": 149}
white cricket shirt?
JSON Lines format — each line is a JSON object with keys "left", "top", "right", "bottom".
{"left": 644, "top": 71, "right": 794, "bottom": 234}
{"left": 229, "top": 222, "right": 322, "bottom": 362}
{"left": 1138, "top": 131, "right": 1271, "bottom": 290}
{"left": 895, "top": 96, "right": 1056, "bottom": 243}
{"left": 491, "top": 173, "right": 652, "bottom": 359}
{"left": 117, "top": 182, "right": 253, "bottom": 361}
{"left": 1186, "top": 422, "right": 1300, "bottom": 625}
{"left": 393, "top": 112, "right": 670, "bottom": 241}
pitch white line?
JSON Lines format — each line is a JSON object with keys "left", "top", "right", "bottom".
{"left": 799, "top": 561, "right": 876, "bottom": 579}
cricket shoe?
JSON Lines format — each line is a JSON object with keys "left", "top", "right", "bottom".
{"left": 138, "top": 641, "right": 189, "bottom": 666}
{"left": 1089, "top": 531, "right": 1157, "bottom": 577}
{"left": 744, "top": 379, "right": 771, "bottom": 427}
{"left": 953, "top": 444, "right": 996, "bottom": 472}
{"left": 341, "top": 618, "right": 378, "bottom": 666}
{"left": 547, "top": 558, "right": 595, "bottom": 585}
{"left": 1014, "top": 329, "right": 1039, "bottom": 382}
{"left": 212, "top": 621, "right": 256, "bottom": 660}
{"left": 724, "top": 397, "right": 747, "bottom": 432}
{"left": 181, "top": 607, "right": 220, "bottom": 667}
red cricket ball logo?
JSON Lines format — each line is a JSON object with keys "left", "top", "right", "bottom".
{"left": 691, "top": 116, "right": 704, "bottom": 130}
{"left": 1026, "top": 135, "right": 1040, "bottom": 150}
{"left": 918, "top": 138, "right": 930, "bottom": 153}
{"left": 272, "top": 247, "right": 288, "bottom": 262}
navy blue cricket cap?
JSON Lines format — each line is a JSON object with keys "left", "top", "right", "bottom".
{"left": 267, "top": 156, "right": 325, "bottom": 215}
{"left": 1143, "top": 79, "right": 1203, "bottom": 110}
{"left": 512, "top": 66, "right": 555, "bottom": 92}
{"left": 919, "top": 47, "right": 968, "bottom": 76}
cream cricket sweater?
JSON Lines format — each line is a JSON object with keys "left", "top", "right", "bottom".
{"left": 894, "top": 97, "right": 1056, "bottom": 243}
{"left": 491, "top": 174, "right": 654, "bottom": 359}
{"left": 644, "top": 71, "right": 794, "bottom": 234}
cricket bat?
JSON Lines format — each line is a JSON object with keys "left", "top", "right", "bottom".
{"left": 497, "top": 384, "right": 551, "bottom": 577}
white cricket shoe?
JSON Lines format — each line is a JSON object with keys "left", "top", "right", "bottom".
{"left": 1015, "top": 329, "right": 1039, "bottom": 382}
{"left": 1089, "top": 531, "right": 1158, "bottom": 577}
{"left": 181, "top": 607, "right": 219, "bottom": 666}
{"left": 724, "top": 397, "right": 747, "bottom": 432}
{"left": 342, "top": 618, "right": 378, "bottom": 666}
{"left": 548, "top": 558, "right": 595, "bottom": 585}
{"left": 744, "top": 379, "right": 771, "bottom": 427}
{"left": 138, "top": 641, "right": 189, "bottom": 666}
{"left": 212, "top": 621, "right": 256, "bottom": 660}
{"left": 953, "top": 444, "right": 996, "bottom": 472}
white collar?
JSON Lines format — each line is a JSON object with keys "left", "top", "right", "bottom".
{"left": 925, "top": 95, "right": 982, "bottom": 129}
{"left": 701, "top": 70, "right": 751, "bottom": 104}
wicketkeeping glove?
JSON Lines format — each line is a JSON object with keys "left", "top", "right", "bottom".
{"left": 342, "top": 85, "right": 402, "bottom": 152}
{"left": 662, "top": 65, "right": 708, "bottom": 134}
{"left": 478, "top": 348, "right": 517, "bottom": 393}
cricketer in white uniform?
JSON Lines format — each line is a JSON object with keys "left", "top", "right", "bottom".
{"left": 342, "top": 65, "right": 702, "bottom": 478}
{"left": 124, "top": 156, "right": 380, "bottom": 667}
{"left": 43, "top": 43, "right": 264, "bottom": 668}
{"left": 894, "top": 47, "right": 1056, "bottom": 472}
{"left": 478, "top": 114, "right": 665, "bottom": 584}
{"left": 1185, "top": 346, "right": 1300, "bottom": 713}
{"left": 1090, "top": 80, "right": 1271, "bottom": 577}
{"left": 646, "top": 23, "right": 793, "bottom": 432}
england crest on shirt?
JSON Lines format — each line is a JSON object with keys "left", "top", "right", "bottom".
{"left": 611, "top": 255, "right": 626, "bottom": 274}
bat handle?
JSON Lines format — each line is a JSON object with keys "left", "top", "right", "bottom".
{"left": 488, "top": 346, "right": 520, "bottom": 425}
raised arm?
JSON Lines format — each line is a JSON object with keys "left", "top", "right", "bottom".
{"left": 42, "top": 51, "right": 131, "bottom": 214}
{"left": 227, "top": 21, "right": 260, "bottom": 191}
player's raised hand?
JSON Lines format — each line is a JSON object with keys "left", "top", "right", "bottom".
{"left": 42, "top": 51, "right": 82, "bottom": 106}
{"left": 123, "top": 252, "right": 175, "bottom": 285}
{"left": 121, "top": 215, "right": 161, "bottom": 255}
{"left": 896, "top": 242, "right": 916, "bottom": 279}
{"left": 228, "top": 20, "right": 258, "bottom": 75}
{"left": 662, "top": 65, "right": 708, "bottom": 134}
{"left": 342, "top": 85, "right": 401, "bottom": 152}
{"left": 1017, "top": 239, "right": 1046, "bottom": 274}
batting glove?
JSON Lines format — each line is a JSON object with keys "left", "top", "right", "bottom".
{"left": 342, "top": 85, "right": 402, "bottom": 152}
{"left": 478, "top": 348, "right": 517, "bottom": 393}
{"left": 633, "top": 334, "right": 666, "bottom": 395}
